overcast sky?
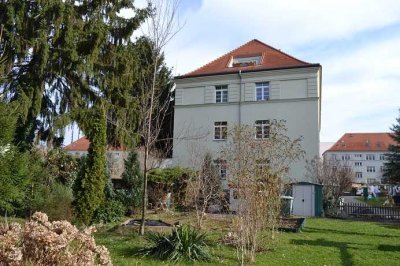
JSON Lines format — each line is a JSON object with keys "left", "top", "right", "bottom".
{"left": 153, "top": 0, "right": 400, "bottom": 143}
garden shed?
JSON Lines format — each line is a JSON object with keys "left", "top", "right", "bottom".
{"left": 291, "top": 182, "right": 323, "bottom": 217}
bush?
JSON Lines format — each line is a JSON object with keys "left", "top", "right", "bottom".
{"left": 139, "top": 224, "right": 211, "bottom": 262}
{"left": 0, "top": 212, "right": 112, "bottom": 265}
{"left": 92, "top": 200, "right": 126, "bottom": 224}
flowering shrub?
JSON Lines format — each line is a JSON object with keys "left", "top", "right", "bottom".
{"left": 0, "top": 212, "right": 112, "bottom": 265}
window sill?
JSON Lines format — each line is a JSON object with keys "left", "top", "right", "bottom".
{"left": 213, "top": 139, "right": 227, "bottom": 141}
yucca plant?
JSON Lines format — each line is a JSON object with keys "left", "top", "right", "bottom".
{"left": 138, "top": 224, "right": 211, "bottom": 262}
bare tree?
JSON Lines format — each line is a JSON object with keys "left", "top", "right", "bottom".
{"left": 305, "top": 156, "right": 353, "bottom": 215}
{"left": 221, "top": 122, "right": 304, "bottom": 265}
{"left": 139, "top": 0, "right": 182, "bottom": 235}
{"left": 185, "top": 148, "right": 222, "bottom": 229}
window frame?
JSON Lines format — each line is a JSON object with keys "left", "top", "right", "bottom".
{"left": 367, "top": 166, "right": 376, "bottom": 172}
{"left": 214, "top": 121, "right": 228, "bottom": 140}
{"left": 255, "top": 82, "right": 270, "bottom": 101}
{"left": 255, "top": 120, "right": 270, "bottom": 139}
{"left": 214, "top": 159, "right": 227, "bottom": 179}
{"left": 215, "top": 85, "right": 228, "bottom": 103}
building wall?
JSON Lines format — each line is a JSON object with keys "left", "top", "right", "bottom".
{"left": 173, "top": 67, "right": 321, "bottom": 183}
{"left": 323, "top": 151, "right": 387, "bottom": 184}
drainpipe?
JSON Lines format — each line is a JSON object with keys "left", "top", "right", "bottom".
{"left": 238, "top": 70, "right": 242, "bottom": 126}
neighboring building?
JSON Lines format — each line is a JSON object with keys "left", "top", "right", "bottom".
{"left": 64, "top": 137, "right": 172, "bottom": 180}
{"left": 64, "top": 137, "right": 126, "bottom": 180}
{"left": 172, "top": 39, "right": 322, "bottom": 206}
{"left": 323, "top": 133, "right": 396, "bottom": 184}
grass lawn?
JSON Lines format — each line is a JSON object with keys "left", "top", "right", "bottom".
{"left": 94, "top": 212, "right": 400, "bottom": 265}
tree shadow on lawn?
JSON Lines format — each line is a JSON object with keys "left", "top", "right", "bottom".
{"left": 377, "top": 244, "right": 400, "bottom": 252}
{"left": 304, "top": 227, "right": 399, "bottom": 239}
{"left": 291, "top": 238, "right": 357, "bottom": 266}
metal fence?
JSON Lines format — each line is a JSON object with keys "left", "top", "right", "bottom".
{"left": 339, "top": 203, "right": 400, "bottom": 220}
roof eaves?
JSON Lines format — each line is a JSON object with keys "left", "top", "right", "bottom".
{"left": 174, "top": 64, "right": 321, "bottom": 80}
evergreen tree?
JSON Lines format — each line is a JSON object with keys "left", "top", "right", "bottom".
{"left": 384, "top": 110, "right": 400, "bottom": 183}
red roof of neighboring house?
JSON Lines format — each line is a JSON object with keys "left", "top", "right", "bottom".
{"left": 175, "top": 39, "right": 319, "bottom": 79}
{"left": 64, "top": 137, "right": 124, "bottom": 151}
{"left": 325, "top": 133, "right": 396, "bottom": 153}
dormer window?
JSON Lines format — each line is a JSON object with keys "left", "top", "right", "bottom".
{"left": 229, "top": 54, "right": 262, "bottom": 67}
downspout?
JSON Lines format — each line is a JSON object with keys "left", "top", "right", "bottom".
{"left": 238, "top": 70, "right": 242, "bottom": 126}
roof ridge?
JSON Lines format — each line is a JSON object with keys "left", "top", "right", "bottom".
{"left": 184, "top": 39, "right": 257, "bottom": 76}
{"left": 252, "top": 39, "right": 310, "bottom": 65}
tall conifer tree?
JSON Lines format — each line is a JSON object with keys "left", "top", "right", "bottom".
{"left": 384, "top": 111, "right": 400, "bottom": 183}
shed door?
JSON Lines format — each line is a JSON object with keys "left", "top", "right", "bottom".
{"left": 293, "top": 185, "right": 314, "bottom": 216}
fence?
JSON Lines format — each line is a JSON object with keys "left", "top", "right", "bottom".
{"left": 338, "top": 202, "right": 400, "bottom": 220}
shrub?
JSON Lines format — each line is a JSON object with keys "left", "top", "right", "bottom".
{"left": 92, "top": 200, "right": 126, "bottom": 224}
{"left": 139, "top": 224, "right": 211, "bottom": 262}
{"left": 0, "top": 212, "right": 112, "bottom": 265}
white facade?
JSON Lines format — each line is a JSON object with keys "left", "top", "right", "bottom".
{"left": 172, "top": 66, "right": 322, "bottom": 183}
{"left": 323, "top": 151, "right": 387, "bottom": 184}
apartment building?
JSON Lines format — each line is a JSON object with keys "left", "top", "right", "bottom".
{"left": 323, "top": 133, "right": 395, "bottom": 184}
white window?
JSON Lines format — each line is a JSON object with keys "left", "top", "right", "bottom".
{"left": 214, "top": 121, "right": 227, "bottom": 140}
{"left": 355, "top": 172, "right": 363, "bottom": 178}
{"left": 255, "top": 82, "right": 270, "bottom": 101}
{"left": 367, "top": 166, "right": 375, "bottom": 172}
{"left": 380, "top": 154, "right": 385, "bottom": 160}
{"left": 354, "top": 154, "right": 362, "bottom": 158}
{"left": 331, "top": 154, "right": 337, "bottom": 159}
{"left": 230, "top": 55, "right": 261, "bottom": 67}
{"left": 380, "top": 166, "right": 385, "bottom": 172}
{"left": 342, "top": 155, "right": 350, "bottom": 161}
{"left": 366, "top": 154, "right": 375, "bottom": 160}
{"left": 215, "top": 85, "right": 228, "bottom": 103}
{"left": 255, "top": 120, "right": 270, "bottom": 139}
{"left": 355, "top": 162, "right": 362, "bottom": 166}
{"left": 214, "top": 159, "right": 227, "bottom": 179}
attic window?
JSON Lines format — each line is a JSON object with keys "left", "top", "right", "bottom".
{"left": 229, "top": 55, "right": 261, "bottom": 67}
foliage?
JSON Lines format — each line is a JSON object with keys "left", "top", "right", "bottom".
{"left": 147, "top": 167, "right": 192, "bottom": 209}
{"left": 384, "top": 110, "right": 400, "bottom": 183}
{"left": 73, "top": 106, "right": 108, "bottom": 225}
{"left": 92, "top": 200, "right": 126, "bottom": 224}
{"left": 305, "top": 156, "right": 353, "bottom": 215}
{"left": 115, "top": 151, "right": 143, "bottom": 211}
{"left": 45, "top": 148, "right": 79, "bottom": 186}
{"left": 0, "top": 147, "right": 32, "bottom": 214}
{"left": 221, "top": 122, "right": 304, "bottom": 264}
{"left": 0, "top": 102, "right": 17, "bottom": 147}
{"left": 0, "top": 212, "right": 112, "bottom": 265}
{"left": 139, "top": 224, "right": 211, "bottom": 263}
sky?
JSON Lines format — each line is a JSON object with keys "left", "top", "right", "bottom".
{"left": 153, "top": 0, "right": 400, "bottom": 143}
{"left": 65, "top": 0, "right": 400, "bottom": 145}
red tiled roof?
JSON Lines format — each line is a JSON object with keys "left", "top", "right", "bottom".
{"left": 64, "top": 137, "right": 124, "bottom": 151}
{"left": 325, "top": 133, "right": 396, "bottom": 152}
{"left": 176, "top": 39, "right": 319, "bottom": 79}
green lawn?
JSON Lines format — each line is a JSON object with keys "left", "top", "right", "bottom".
{"left": 94, "top": 213, "right": 400, "bottom": 265}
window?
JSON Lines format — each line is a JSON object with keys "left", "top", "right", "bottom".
{"left": 380, "top": 166, "right": 385, "bottom": 172}
{"left": 215, "top": 85, "right": 228, "bottom": 103}
{"left": 255, "top": 82, "right": 269, "bottom": 101}
{"left": 366, "top": 154, "right": 375, "bottom": 160}
{"left": 355, "top": 162, "right": 362, "bottom": 166}
{"left": 342, "top": 155, "right": 350, "bottom": 161}
{"left": 255, "top": 120, "right": 270, "bottom": 139}
{"left": 331, "top": 154, "right": 337, "bottom": 159}
{"left": 230, "top": 55, "right": 261, "bottom": 67}
{"left": 354, "top": 154, "right": 362, "bottom": 158}
{"left": 367, "top": 166, "right": 375, "bottom": 172}
{"left": 214, "top": 159, "right": 227, "bottom": 179}
{"left": 379, "top": 154, "right": 385, "bottom": 160}
{"left": 355, "top": 172, "right": 363, "bottom": 178}
{"left": 214, "top": 121, "right": 227, "bottom": 140}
